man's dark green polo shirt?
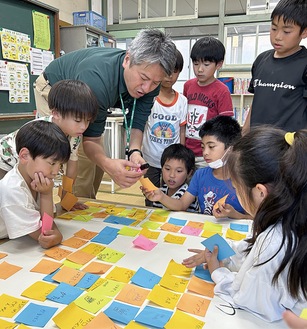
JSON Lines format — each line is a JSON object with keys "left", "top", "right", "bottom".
{"left": 44, "top": 47, "right": 159, "bottom": 137}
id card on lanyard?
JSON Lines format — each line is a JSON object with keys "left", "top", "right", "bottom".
{"left": 120, "top": 94, "right": 136, "bottom": 158}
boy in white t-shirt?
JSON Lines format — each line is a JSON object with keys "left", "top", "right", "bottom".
{"left": 0, "top": 121, "right": 70, "bottom": 248}
{"left": 0, "top": 80, "right": 98, "bottom": 209}
{"left": 142, "top": 49, "right": 187, "bottom": 206}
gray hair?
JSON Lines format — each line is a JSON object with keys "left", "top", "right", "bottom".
{"left": 128, "top": 28, "right": 176, "bottom": 76}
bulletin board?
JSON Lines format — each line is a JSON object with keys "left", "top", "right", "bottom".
{"left": 0, "top": 0, "right": 59, "bottom": 132}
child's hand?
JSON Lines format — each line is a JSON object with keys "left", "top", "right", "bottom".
{"left": 30, "top": 172, "right": 53, "bottom": 195}
{"left": 182, "top": 248, "right": 207, "bottom": 268}
{"left": 283, "top": 310, "right": 307, "bottom": 329}
{"left": 204, "top": 246, "right": 223, "bottom": 273}
{"left": 140, "top": 186, "right": 162, "bottom": 202}
{"left": 213, "top": 203, "right": 236, "bottom": 219}
{"left": 70, "top": 201, "right": 88, "bottom": 211}
{"left": 38, "top": 229, "right": 62, "bottom": 249}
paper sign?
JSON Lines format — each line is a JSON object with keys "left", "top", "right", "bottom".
{"left": 213, "top": 194, "right": 229, "bottom": 210}
{"left": 41, "top": 212, "right": 53, "bottom": 234}
{"left": 201, "top": 233, "right": 235, "bottom": 260}
{"left": 139, "top": 177, "right": 158, "bottom": 191}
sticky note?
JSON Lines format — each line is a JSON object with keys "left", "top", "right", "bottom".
{"left": 60, "top": 192, "right": 78, "bottom": 211}
{"left": 213, "top": 194, "right": 229, "bottom": 210}
{"left": 62, "top": 175, "right": 73, "bottom": 193}
{"left": 201, "top": 233, "right": 235, "bottom": 260}
{"left": 139, "top": 177, "right": 158, "bottom": 191}
{"left": 230, "top": 222, "right": 249, "bottom": 232}
{"left": 41, "top": 212, "right": 53, "bottom": 234}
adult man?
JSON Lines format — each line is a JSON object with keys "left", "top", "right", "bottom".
{"left": 34, "top": 28, "right": 176, "bottom": 198}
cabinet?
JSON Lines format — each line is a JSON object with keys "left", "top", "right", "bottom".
{"left": 231, "top": 94, "right": 253, "bottom": 125}
{"left": 60, "top": 25, "right": 115, "bottom": 54}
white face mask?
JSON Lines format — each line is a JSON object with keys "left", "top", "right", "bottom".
{"left": 207, "top": 147, "right": 230, "bottom": 169}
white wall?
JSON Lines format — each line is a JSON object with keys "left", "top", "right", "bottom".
{"left": 40, "top": 0, "right": 89, "bottom": 24}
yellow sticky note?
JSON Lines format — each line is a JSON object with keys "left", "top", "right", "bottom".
{"left": 140, "top": 227, "right": 160, "bottom": 239}
{"left": 106, "top": 266, "right": 136, "bottom": 283}
{"left": 93, "top": 279, "right": 125, "bottom": 297}
{"left": 202, "top": 230, "right": 223, "bottom": 238}
{"left": 118, "top": 226, "right": 140, "bottom": 237}
{"left": 62, "top": 259, "right": 83, "bottom": 269}
{"left": 21, "top": 281, "right": 56, "bottom": 301}
{"left": 141, "top": 221, "right": 161, "bottom": 230}
{"left": 53, "top": 303, "right": 94, "bottom": 329}
{"left": 300, "top": 308, "right": 307, "bottom": 319}
{"left": 148, "top": 284, "right": 181, "bottom": 309}
{"left": 97, "top": 247, "right": 125, "bottom": 263}
{"left": 165, "top": 259, "right": 192, "bottom": 277}
{"left": 74, "top": 290, "right": 112, "bottom": 313}
{"left": 60, "top": 192, "right": 78, "bottom": 211}
{"left": 164, "top": 233, "right": 186, "bottom": 245}
{"left": 125, "top": 321, "right": 148, "bottom": 329}
{"left": 164, "top": 310, "right": 205, "bottom": 329}
{"left": 203, "top": 221, "right": 223, "bottom": 233}
{"left": 159, "top": 274, "right": 189, "bottom": 293}
{"left": 139, "top": 177, "right": 158, "bottom": 191}
{"left": 81, "top": 243, "right": 105, "bottom": 256}
{"left": 0, "top": 294, "right": 28, "bottom": 317}
{"left": 0, "top": 319, "right": 16, "bottom": 329}
{"left": 62, "top": 175, "right": 73, "bottom": 193}
{"left": 226, "top": 228, "right": 246, "bottom": 241}
{"left": 213, "top": 194, "right": 229, "bottom": 210}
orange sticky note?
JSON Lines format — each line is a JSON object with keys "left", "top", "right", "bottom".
{"left": 115, "top": 283, "right": 150, "bottom": 306}
{"left": 62, "top": 175, "right": 73, "bottom": 193}
{"left": 66, "top": 250, "right": 95, "bottom": 265}
{"left": 61, "top": 236, "right": 88, "bottom": 249}
{"left": 177, "top": 293, "right": 211, "bottom": 316}
{"left": 82, "top": 261, "right": 112, "bottom": 274}
{"left": 30, "top": 259, "right": 62, "bottom": 274}
{"left": 74, "top": 229, "right": 98, "bottom": 240}
{"left": 213, "top": 194, "right": 229, "bottom": 210}
{"left": 51, "top": 266, "right": 85, "bottom": 286}
{"left": 44, "top": 246, "right": 72, "bottom": 261}
{"left": 139, "top": 177, "right": 158, "bottom": 191}
{"left": 187, "top": 275, "right": 215, "bottom": 298}
{"left": 83, "top": 312, "right": 121, "bottom": 329}
{"left": 61, "top": 192, "right": 78, "bottom": 211}
{"left": 0, "top": 261, "right": 22, "bottom": 279}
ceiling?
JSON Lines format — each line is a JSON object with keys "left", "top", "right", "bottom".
{"left": 112, "top": 0, "right": 248, "bottom": 23}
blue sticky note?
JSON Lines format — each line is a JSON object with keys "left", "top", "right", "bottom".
{"left": 201, "top": 233, "right": 235, "bottom": 260}
{"left": 135, "top": 306, "right": 173, "bottom": 328}
{"left": 104, "top": 215, "right": 136, "bottom": 226}
{"left": 91, "top": 226, "right": 119, "bottom": 244}
{"left": 194, "top": 265, "right": 214, "bottom": 283}
{"left": 15, "top": 302, "right": 57, "bottom": 328}
{"left": 46, "top": 282, "right": 84, "bottom": 304}
{"left": 43, "top": 268, "right": 60, "bottom": 283}
{"left": 104, "top": 301, "right": 139, "bottom": 325}
{"left": 230, "top": 222, "right": 249, "bottom": 232}
{"left": 76, "top": 273, "right": 100, "bottom": 289}
{"left": 131, "top": 267, "right": 161, "bottom": 289}
{"left": 168, "top": 217, "right": 187, "bottom": 226}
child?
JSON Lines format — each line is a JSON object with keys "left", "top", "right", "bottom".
{"left": 142, "top": 49, "right": 187, "bottom": 205}
{"left": 184, "top": 36, "right": 234, "bottom": 168}
{"left": 0, "top": 79, "right": 98, "bottom": 209}
{"left": 152, "top": 144, "right": 199, "bottom": 213}
{"left": 243, "top": 0, "right": 307, "bottom": 134}
{"left": 183, "top": 126, "right": 307, "bottom": 322}
{"left": 283, "top": 311, "right": 307, "bottom": 329}
{"left": 143, "top": 116, "right": 248, "bottom": 219}
{"left": 0, "top": 120, "right": 71, "bottom": 249}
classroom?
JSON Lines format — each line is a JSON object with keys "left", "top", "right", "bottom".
{"left": 0, "top": 0, "right": 306, "bottom": 328}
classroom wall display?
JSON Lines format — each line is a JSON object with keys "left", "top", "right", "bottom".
{"left": 0, "top": 0, "right": 59, "bottom": 131}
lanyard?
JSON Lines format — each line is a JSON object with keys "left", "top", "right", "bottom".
{"left": 119, "top": 94, "right": 136, "bottom": 156}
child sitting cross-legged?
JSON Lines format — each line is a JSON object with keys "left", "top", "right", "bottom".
{"left": 143, "top": 115, "right": 249, "bottom": 219}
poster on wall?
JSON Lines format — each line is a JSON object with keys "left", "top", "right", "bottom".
{"left": 30, "top": 47, "right": 54, "bottom": 75}
{"left": 7, "top": 62, "right": 30, "bottom": 103}
{"left": 32, "top": 11, "right": 51, "bottom": 50}
{"left": 0, "top": 28, "right": 31, "bottom": 62}
{"left": 0, "top": 60, "right": 10, "bottom": 90}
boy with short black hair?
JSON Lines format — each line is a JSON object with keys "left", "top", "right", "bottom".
{"left": 143, "top": 116, "right": 250, "bottom": 219}
{"left": 142, "top": 49, "right": 188, "bottom": 206}
{"left": 243, "top": 0, "right": 307, "bottom": 133}
{"left": 184, "top": 36, "right": 234, "bottom": 168}
{"left": 0, "top": 120, "right": 71, "bottom": 248}
{"left": 152, "top": 144, "right": 199, "bottom": 213}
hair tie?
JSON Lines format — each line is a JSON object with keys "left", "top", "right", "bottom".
{"left": 285, "top": 132, "right": 295, "bottom": 145}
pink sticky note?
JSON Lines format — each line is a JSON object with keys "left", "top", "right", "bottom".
{"left": 41, "top": 212, "right": 53, "bottom": 234}
{"left": 181, "top": 226, "right": 202, "bottom": 236}
{"left": 133, "top": 235, "right": 157, "bottom": 251}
